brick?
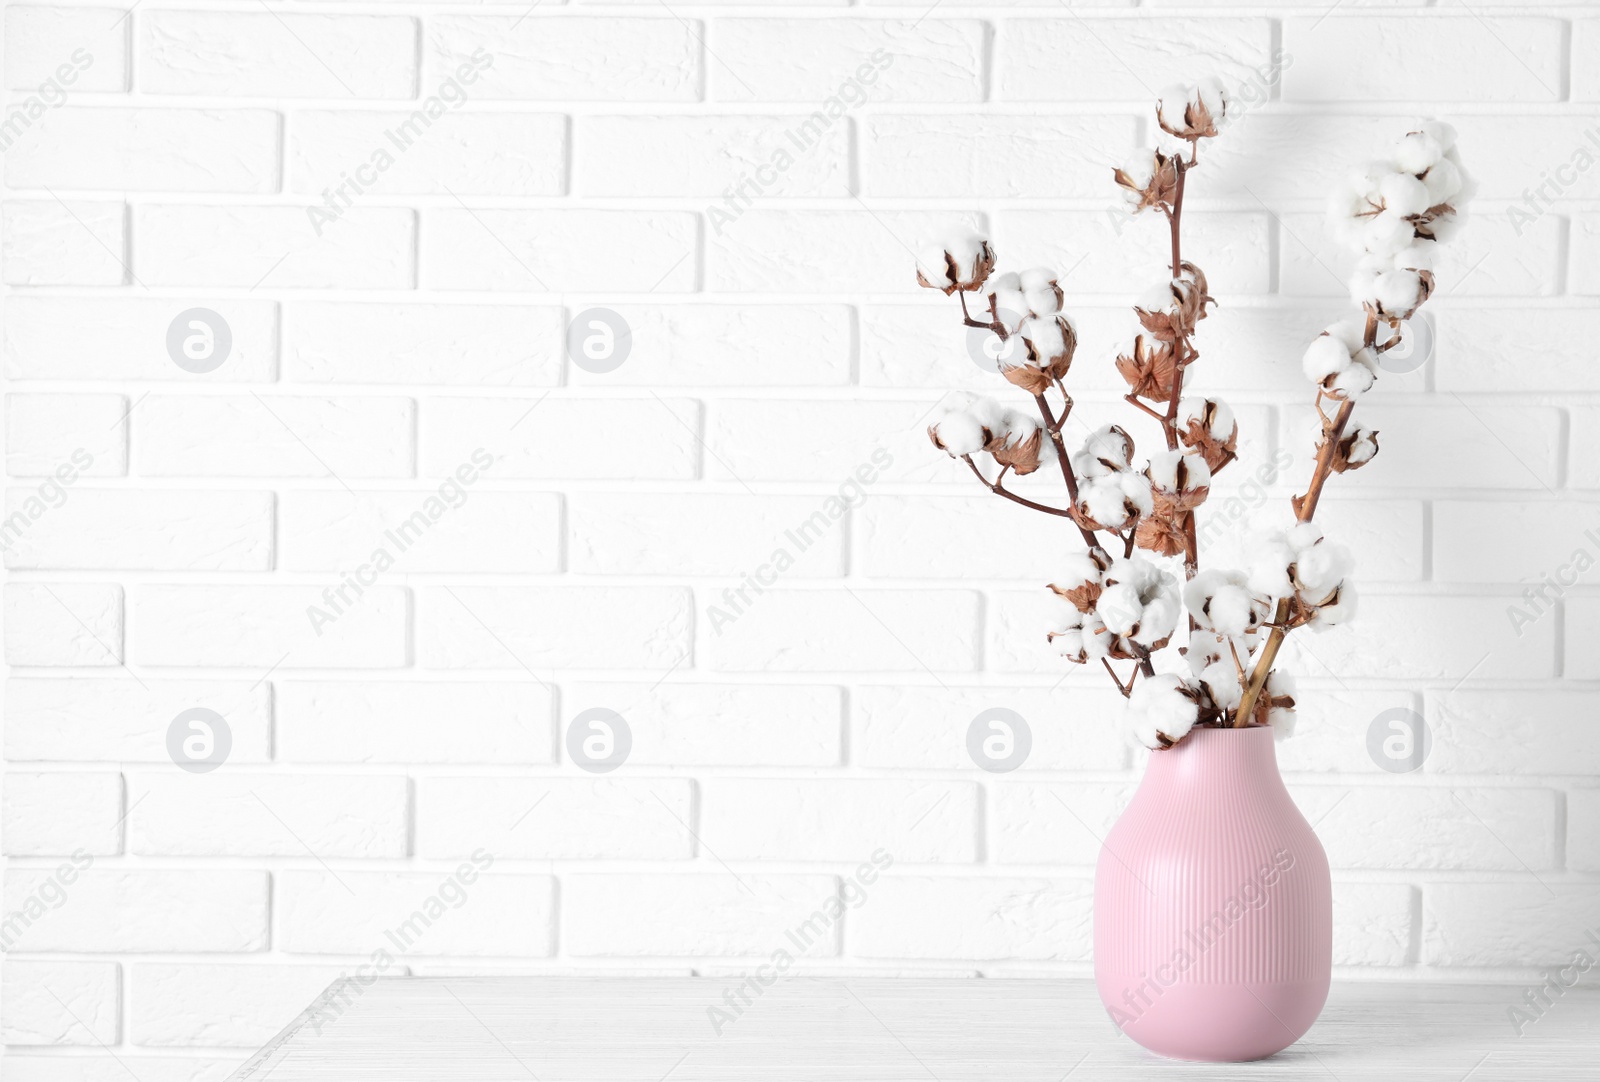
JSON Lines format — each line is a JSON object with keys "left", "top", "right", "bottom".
{"left": 999, "top": 18, "right": 1274, "bottom": 101}
{"left": 1296, "top": 786, "right": 1556, "bottom": 871}
{"left": 277, "top": 869, "right": 554, "bottom": 956}
{"left": 1439, "top": 308, "right": 1600, "bottom": 392}
{"left": 852, "top": 876, "right": 1092, "bottom": 960}
{"left": 989, "top": 784, "right": 1135, "bottom": 866}
{"left": 1569, "top": 598, "right": 1600, "bottom": 679}
{"left": 131, "top": 964, "right": 350, "bottom": 1047}
{"left": 1428, "top": 690, "right": 1600, "bottom": 775}
{"left": 853, "top": 685, "right": 1128, "bottom": 772}
{"left": 1570, "top": 789, "right": 1600, "bottom": 872}
{"left": 701, "top": 589, "right": 980, "bottom": 673}
{"left": 6, "top": 109, "right": 279, "bottom": 192}
{"left": 135, "top": 206, "right": 415, "bottom": 289}
{"left": 1434, "top": 501, "right": 1600, "bottom": 584}
{"left": 564, "top": 305, "right": 852, "bottom": 388}
{"left": 1279, "top": 402, "right": 1560, "bottom": 491}
{"left": 1333, "top": 883, "right": 1413, "bottom": 967}
{"left": 1283, "top": 16, "right": 1562, "bottom": 102}
{"left": 711, "top": 20, "right": 983, "bottom": 102}
{"left": 136, "top": 395, "right": 414, "bottom": 479}
{"left": 1280, "top": 209, "right": 1559, "bottom": 298}
{"left": 1423, "top": 884, "right": 1600, "bottom": 966}
{"left": 5, "top": 394, "right": 127, "bottom": 477}
{"left": 284, "top": 302, "right": 562, "bottom": 386}
{"left": 129, "top": 773, "right": 408, "bottom": 858}
{"left": 1, "top": 201, "right": 125, "bottom": 286}
{"left": 141, "top": 12, "right": 417, "bottom": 98}
{"left": 277, "top": 680, "right": 552, "bottom": 764}
{"left": 291, "top": 111, "right": 565, "bottom": 196}
{"left": 423, "top": 397, "right": 699, "bottom": 480}
{"left": 425, "top": 209, "right": 695, "bottom": 292}
{"left": 281, "top": 490, "right": 560, "bottom": 573}
{"left": 0, "top": 868, "right": 268, "bottom": 952}
{"left": 3, "top": 772, "right": 123, "bottom": 856}
{"left": 857, "top": 495, "right": 1084, "bottom": 581}
{"left": 703, "top": 399, "right": 934, "bottom": 482}
{"left": 1580, "top": 20, "right": 1600, "bottom": 102}
{"left": 570, "top": 492, "right": 844, "bottom": 577}
{"left": 706, "top": 210, "right": 980, "bottom": 293}
{"left": 428, "top": 16, "right": 700, "bottom": 101}
{"left": 4, "top": 583, "right": 122, "bottom": 667}
{"left": 4, "top": 490, "right": 274, "bottom": 571}
{"left": 5, "top": 7, "right": 126, "bottom": 92}
{"left": 1, "top": 960, "right": 119, "bottom": 1045}
{"left": 1, "top": 1056, "right": 243, "bottom": 1082}
{"left": 985, "top": 588, "right": 1078, "bottom": 676}
{"left": 1571, "top": 406, "right": 1600, "bottom": 489}
{"left": 416, "top": 778, "right": 694, "bottom": 859}
{"left": 5, "top": 678, "right": 272, "bottom": 763}
{"left": 1201, "top": 498, "right": 1426, "bottom": 585}
{"left": 996, "top": 210, "right": 1272, "bottom": 296}
{"left": 1275, "top": 593, "right": 1555, "bottom": 681}
{"left": 862, "top": 115, "right": 1135, "bottom": 198}
{"left": 565, "top": 682, "right": 841, "bottom": 767}
{"left": 420, "top": 586, "right": 691, "bottom": 670}
{"left": 129, "top": 585, "right": 408, "bottom": 669}
{"left": 704, "top": 780, "right": 978, "bottom": 862}
{"left": 578, "top": 115, "right": 847, "bottom": 197}
{"left": 5, "top": 297, "right": 278, "bottom": 382}
{"left": 1274, "top": 689, "right": 1423, "bottom": 776}
{"left": 564, "top": 874, "right": 840, "bottom": 956}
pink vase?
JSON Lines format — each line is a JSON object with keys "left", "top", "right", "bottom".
{"left": 1094, "top": 725, "right": 1332, "bottom": 1062}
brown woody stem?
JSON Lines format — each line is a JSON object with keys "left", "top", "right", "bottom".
{"left": 960, "top": 455, "right": 1074, "bottom": 519}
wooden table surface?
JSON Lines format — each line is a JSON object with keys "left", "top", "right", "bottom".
{"left": 229, "top": 976, "right": 1600, "bottom": 1081}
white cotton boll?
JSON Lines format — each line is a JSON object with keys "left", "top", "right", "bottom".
{"left": 1310, "top": 582, "right": 1357, "bottom": 628}
{"left": 1295, "top": 541, "right": 1352, "bottom": 602}
{"left": 1326, "top": 320, "right": 1367, "bottom": 352}
{"left": 930, "top": 410, "right": 986, "bottom": 456}
{"left": 1146, "top": 448, "right": 1211, "bottom": 492}
{"left": 1020, "top": 315, "right": 1067, "bottom": 358}
{"left": 1302, "top": 334, "right": 1351, "bottom": 383}
{"left": 1121, "top": 149, "right": 1156, "bottom": 189}
{"left": 999, "top": 409, "right": 1040, "bottom": 444}
{"left": 1124, "top": 674, "right": 1200, "bottom": 749}
{"left": 1179, "top": 396, "right": 1235, "bottom": 437}
{"left": 1080, "top": 476, "right": 1133, "bottom": 528}
{"left": 1267, "top": 671, "right": 1297, "bottom": 738}
{"left": 1096, "top": 581, "right": 1142, "bottom": 636}
{"left": 1379, "top": 172, "right": 1431, "bottom": 217}
{"left": 1193, "top": 76, "right": 1228, "bottom": 124}
{"left": 1076, "top": 425, "right": 1134, "bottom": 478}
{"left": 1374, "top": 268, "right": 1425, "bottom": 314}
{"left": 1200, "top": 658, "right": 1243, "bottom": 712}
{"left": 965, "top": 395, "right": 1008, "bottom": 432}
{"left": 1046, "top": 597, "right": 1084, "bottom": 635}
{"left": 1018, "top": 267, "right": 1061, "bottom": 317}
{"left": 1119, "top": 471, "right": 1155, "bottom": 517}
{"left": 1362, "top": 212, "right": 1417, "bottom": 257}
{"left": 1345, "top": 426, "right": 1379, "bottom": 465}
{"left": 941, "top": 231, "right": 989, "bottom": 280}
{"left": 1394, "top": 243, "right": 1435, "bottom": 272}
{"left": 1393, "top": 130, "right": 1445, "bottom": 175}
{"left": 1326, "top": 361, "right": 1376, "bottom": 400}
{"left": 1207, "top": 584, "right": 1258, "bottom": 639}
{"left": 1138, "top": 280, "right": 1178, "bottom": 315}
{"left": 1133, "top": 588, "right": 1182, "bottom": 647}
{"left": 1156, "top": 83, "right": 1190, "bottom": 121}
{"left": 1422, "top": 156, "right": 1462, "bottom": 206}
{"left": 1419, "top": 120, "right": 1458, "bottom": 156}
{"left": 1058, "top": 552, "right": 1105, "bottom": 591}
{"left": 1184, "top": 629, "right": 1227, "bottom": 674}
{"left": 1286, "top": 522, "right": 1324, "bottom": 553}
{"left": 1247, "top": 533, "right": 1297, "bottom": 599}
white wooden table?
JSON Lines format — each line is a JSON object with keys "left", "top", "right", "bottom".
{"left": 230, "top": 977, "right": 1599, "bottom": 1081}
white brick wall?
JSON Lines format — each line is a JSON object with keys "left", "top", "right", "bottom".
{"left": 4, "top": 3, "right": 1598, "bottom": 1078}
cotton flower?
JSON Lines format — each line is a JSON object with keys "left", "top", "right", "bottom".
{"left": 916, "top": 230, "right": 995, "bottom": 295}
{"left": 1113, "top": 147, "right": 1181, "bottom": 214}
{"left": 1096, "top": 556, "right": 1181, "bottom": 651}
{"left": 1183, "top": 629, "right": 1245, "bottom": 714}
{"left": 1349, "top": 246, "right": 1434, "bottom": 321}
{"left": 1264, "top": 671, "right": 1297, "bottom": 737}
{"left": 1135, "top": 450, "right": 1211, "bottom": 557}
{"left": 1332, "top": 425, "right": 1380, "bottom": 472}
{"left": 1048, "top": 549, "right": 1112, "bottom": 614}
{"left": 1012, "top": 314, "right": 1077, "bottom": 383}
{"left": 1156, "top": 78, "right": 1229, "bottom": 141}
{"left": 1135, "top": 262, "right": 1212, "bottom": 343}
{"left": 1184, "top": 569, "right": 1267, "bottom": 640}
{"left": 1072, "top": 425, "right": 1135, "bottom": 480}
{"left": 1116, "top": 334, "right": 1182, "bottom": 403}
{"left": 1177, "top": 397, "right": 1238, "bottom": 472}
{"left": 1302, "top": 320, "right": 1380, "bottom": 400}
{"left": 1018, "top": 268, "right": 1064, "bottom": 317}
{"left": 927, "top": 394, "right": 1050, "bottom": 475}
{"left": 1328, "top": 123, "right": 1472, "bottom": 259}
{"left": 1046, "top": 600, "right": 1111, "bottom": 664}
{"left": 985, "top": 267, "right": 1063, "bottom": 332}
{"left": 1124, "top": 673, "right": 1203, "bottom": 750}
{"left": 1247, "top": 523, "right": 1356, "bottom": 629}
{"left": 1073, "top": 470, "right": 1153, "bottom": 532}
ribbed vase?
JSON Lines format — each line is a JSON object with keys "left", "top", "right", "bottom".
{"left": 1094, "top": 725, "right": 1332, "bottom": 1061}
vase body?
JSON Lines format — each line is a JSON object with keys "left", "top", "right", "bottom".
{"left": 1094, "top": 725, "right": 1332, "bottom": 1062}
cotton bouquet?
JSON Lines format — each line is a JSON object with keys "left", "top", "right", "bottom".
{"left": 917, "top": 80, "right": 1470, "bottom": 750}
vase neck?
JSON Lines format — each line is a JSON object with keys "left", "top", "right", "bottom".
{"left": 1141, "top": 725, "right": 1283, "bottom": 793}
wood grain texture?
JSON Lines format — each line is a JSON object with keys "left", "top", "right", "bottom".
{"left": 228, "top": 976, "right": 1600, "bottom": 1081}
